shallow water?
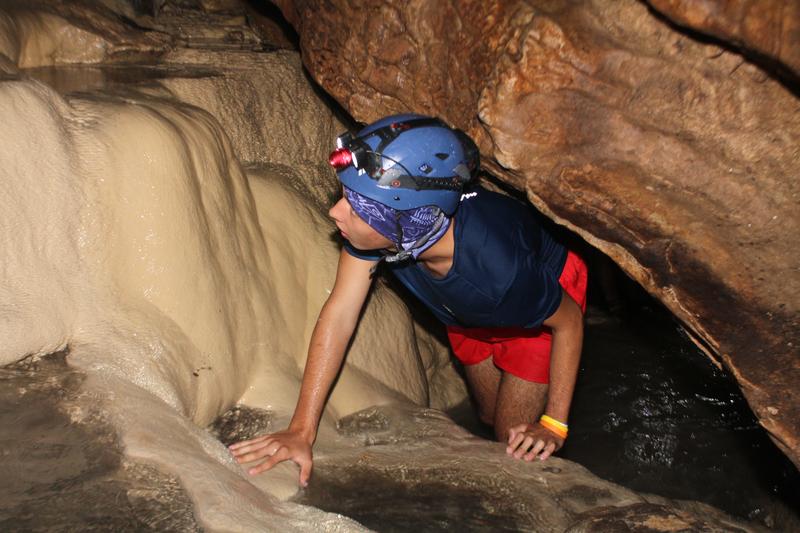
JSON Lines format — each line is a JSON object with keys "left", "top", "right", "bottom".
{"left": 564, "top": 307, "right": 800, "bottom": 527}
{"left": 297, "top": 467, "right": 526, "bottom": 532}
{"left": 0, "top": 354, "right": 199, "bottom": 531}
{"left": 443, "top": 305, "right": 800, "bottom": 530}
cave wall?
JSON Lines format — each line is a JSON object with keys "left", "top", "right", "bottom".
{"left": 272, "top": 0, "right": 800, "bottom": 467}
{"left": 0, "top": 0, "right": 465, "bottom": 422}
{"left": 0, "top": 1, "right": 792, "bottom": 529}
{"left": 646, "top": 0, "right": 800, "bottom": 77}
{"left": 0, "top": 2, "right": 467, "bottom": 523}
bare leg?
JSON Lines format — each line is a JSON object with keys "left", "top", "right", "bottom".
{"left": 463, "top": 357, "right": 502, "bottom": 426}
{"left": 493, "top": 372, "right": 548, "bottom": 442}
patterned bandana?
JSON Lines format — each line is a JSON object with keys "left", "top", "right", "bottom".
{"left": 343, "top": 187, "right": 451, "bottom": 262}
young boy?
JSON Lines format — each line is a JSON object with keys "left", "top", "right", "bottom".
{"left": 230, "top": 114, "right": 587, "bottom": 486}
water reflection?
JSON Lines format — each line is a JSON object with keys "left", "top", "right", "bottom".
{"left": 24, "top": 65, "right": 219, "bottom": 95}
{"left": 0, "top": 353, "right": 199, "bottom": 531}
{"left": 563, "top": 307, "right": 800, "bottom": 529}
{"left": 296, "top": 467, "right": 525, "bottom": 532}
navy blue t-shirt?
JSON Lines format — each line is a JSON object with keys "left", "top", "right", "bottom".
{"left": 345, "top": 186, "right": 567, "bottom": 328}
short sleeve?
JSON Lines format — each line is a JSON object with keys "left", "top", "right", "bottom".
{"left": 497, "top": 258, "right": 563, "bottom": 328}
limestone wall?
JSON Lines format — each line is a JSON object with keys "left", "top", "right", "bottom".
{"left": 0, "top": 3, "right": 466, "bottom": 526}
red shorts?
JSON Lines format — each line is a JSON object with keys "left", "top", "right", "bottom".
{"left": 446, "top": 251, "right": 587, "bottom": 383}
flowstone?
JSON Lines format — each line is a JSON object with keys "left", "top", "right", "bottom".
{"left": 0, "top": 354, "right": 200, "bottom": 532}
{"left": 296, "top": 405, "right": 765, "bottom": 532}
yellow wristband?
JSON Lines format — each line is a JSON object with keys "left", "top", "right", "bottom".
{"left": 540, "top": 415, "right": 568, "bottom": 430}
{"left": 539, "top": 415, "right": 568, "bottom": 439}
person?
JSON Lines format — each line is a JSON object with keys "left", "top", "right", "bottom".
{"left": 229, "top": 114, "right": 587, "bottom": 486}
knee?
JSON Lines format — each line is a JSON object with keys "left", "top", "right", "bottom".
{"left": 493, "top": 421, "right": 511, "bottom": 442}
{"left": 477, "top": 407, "right": 495, "bottom": 427}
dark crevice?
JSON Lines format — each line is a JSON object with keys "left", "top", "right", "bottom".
{"left": 642, "top": 1, "right": 800, "bottom": 98}
{"left": 244, "top": 0, "right": 300, "bottom": 50}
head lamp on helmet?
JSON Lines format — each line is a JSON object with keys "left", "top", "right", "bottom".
{"left": 328, "top": 114, "right": 479, "bottom": 215}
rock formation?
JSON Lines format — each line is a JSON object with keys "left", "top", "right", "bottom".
{"left": 0, "top": 2, "right": 461, "bottom": 527}
{"left": 273, "top": 0, "right": 800, "bottom": 468}
{"left": 646, "top": 0, "right": 800, "bottom": 77}
{"left": 0, "top": 1, "right": 790, "bottom": 530}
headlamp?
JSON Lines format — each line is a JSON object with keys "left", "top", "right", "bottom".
{"left": 328, "top": 147, "right": 352, "bottom": 169}
{"left": 330, "top": 134, "right": 379, "bottom": 176}
{"left": 329, "top": 118, "right": 470, "bottom": 192}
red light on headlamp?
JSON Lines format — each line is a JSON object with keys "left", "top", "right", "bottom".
{"left": 329, "top": 147, "right": 353, "bottom": 169}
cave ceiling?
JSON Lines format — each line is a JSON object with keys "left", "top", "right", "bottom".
{"left": 271, "top": 0, "right": 800, "bottom": 467}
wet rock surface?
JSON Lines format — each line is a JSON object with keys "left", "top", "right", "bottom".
{"left": 210, "top": 404, "right": 275, "bottom": 447}
{"left": 296, "top": 404, "right": 766, "bottom": 532}
{"left": 565, "top": 502, "right": 753, "bottom": 533}
{"left": 0, "top": 0, "right": 171, "bottom": 68}
{"left": 273, "top": 0, "right": 800, "bottom": 467}
{"left": 0, "top": 354, "right": 199, "bottom": 531}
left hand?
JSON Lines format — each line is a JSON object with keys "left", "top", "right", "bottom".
{"left": 506, "top": 423, "right": 564, "bottom": 461}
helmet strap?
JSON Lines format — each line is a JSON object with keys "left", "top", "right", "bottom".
{"left": 383, "top": 211, "right": 450, "bottom": 264}
{"left": 370, "top": 214, "right": 450, "bottom": 274}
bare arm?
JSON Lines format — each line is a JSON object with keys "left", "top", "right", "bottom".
{"left": 507, "top": 289, "right": 584, "bottom": 460}
{"left": 286, "top": 250, "right": 375, "bottom": 441}
{"left": 229, "top": 250, "right": 375, "bottom": 484}
{"left": 540, "top": 289, "right": 584, "bottom": 423}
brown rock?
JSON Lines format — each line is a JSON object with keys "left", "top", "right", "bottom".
{"left": 0, "top": 0, "right": 170, "bottom": 66}
{"left": 297, "top": 405, "right": 765, "bottom": 532}
{"left": 274, "top": 0, "right": 800, "bottom": 467}
{"left": 566, "top": 502, "right": 755, "bottom": 532}
{"left": 646, "top": 0, "right": 800, "bottom": 78}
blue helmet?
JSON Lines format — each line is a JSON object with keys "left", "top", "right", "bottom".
{"left": 328, "top": 114, "right": 479, "bottom": 215}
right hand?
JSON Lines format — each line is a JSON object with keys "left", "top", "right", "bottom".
{"left": 228, "top": 429, "right": 313, "bottom": 486}
{"left": 506, "top": 422, "right": 564, "bottom": 461}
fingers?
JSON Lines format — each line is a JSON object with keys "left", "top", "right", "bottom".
{"left": 229, "top": 433, "right": 314, "bottom": 487}
{"left": 523, "top": 439, "right": 549, "bottom": 461}
{"left": 537, "top": 441, "right": 558, "bottom": 461}
{"left": 229, "top": 435, "right": 272, "bottom": 458}
{"left": 513, "top": 435, "right": 535, "bottom": 459}
{"left": 507, "top": 430, "right": 562, "bottom": 461}
{"left": 231, "top": 438, "right": 279, "bottom": 463}
{"left": 506, "top": 431, "right": 526, "bottom": 454}
{"left": 298, "top": 456, "right": 312, "bottom": 488}
{"left": 506, "top": 423, "right": 531, "bottom": 444}
{"left": 245, "top": 445, "right": 313, "bottom": 488}
{"left": 248, "top": 446, "right": 289, "bottom": 475}
{"left": 228, "top": 434, "right": 269, "bottom": 451}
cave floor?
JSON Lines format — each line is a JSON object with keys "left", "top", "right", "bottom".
{"left": 449, "top": 305, "right": 800, "bottom": 530}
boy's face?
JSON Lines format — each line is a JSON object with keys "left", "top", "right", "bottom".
{"left": 329, "top": 193, "right": 394, "bottom": 251}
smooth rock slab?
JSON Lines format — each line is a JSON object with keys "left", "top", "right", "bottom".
{"left": 0, "top": 354, "right": 200, "bottom": 531}
{"left": 295, "top": 404, "right": 766, "bottom": 532}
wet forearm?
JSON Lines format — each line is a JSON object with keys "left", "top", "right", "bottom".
{"left": 543, "top": 294, "right": 584, "bottom": 423}
{"left": 546, "top": 325, "right": 582, "bottom": 421}
{"left": 288, "top": 303, "right": 357, "bottom": 442}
